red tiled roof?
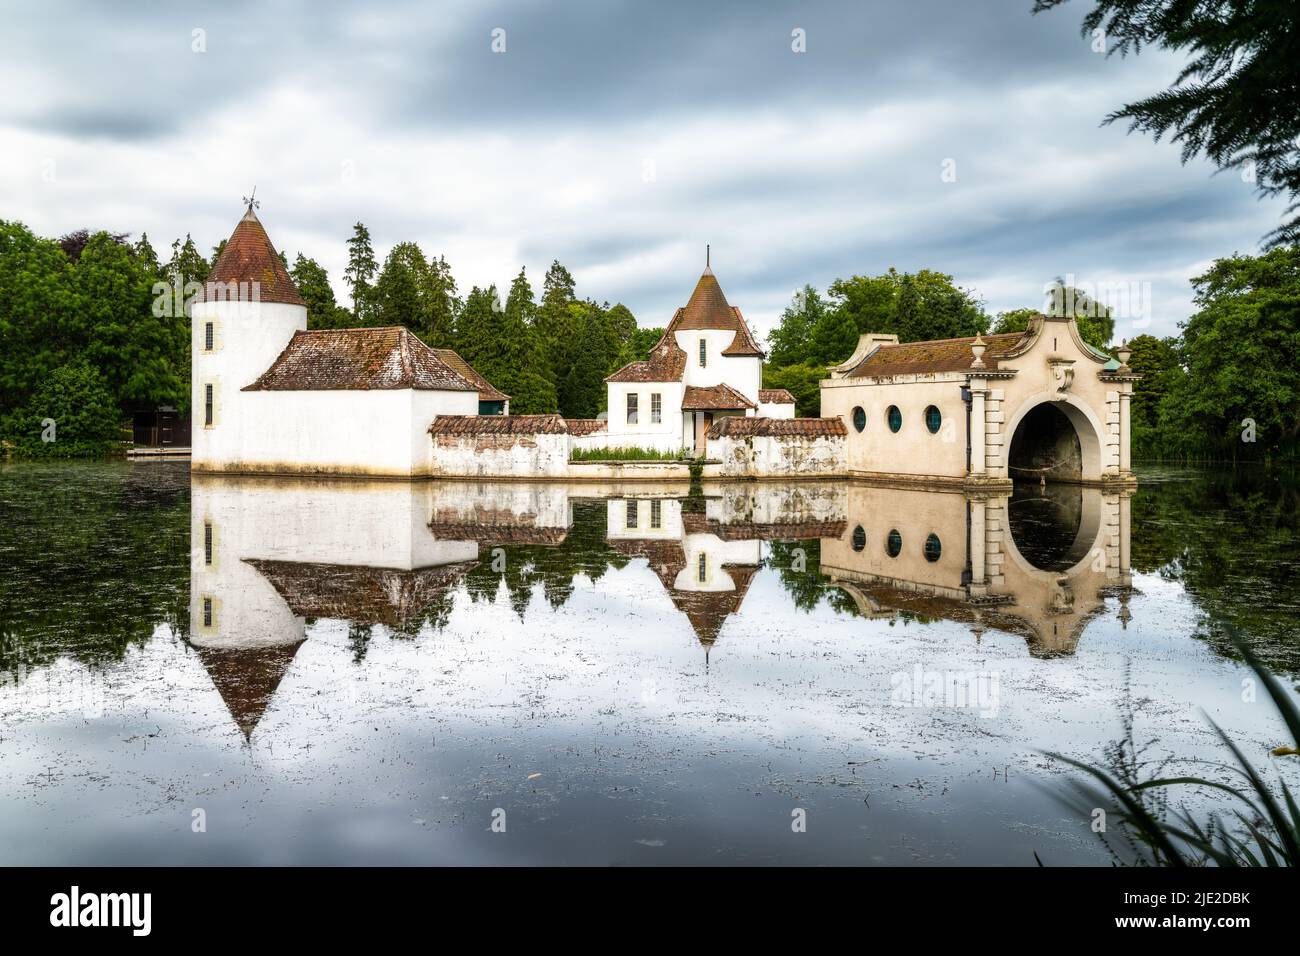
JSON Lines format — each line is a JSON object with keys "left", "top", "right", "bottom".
{"left": 847, "top": 332, "right": 1028, "bottom": 377}
{"left": 667, "top": 269, "right": 765, "bottom": 358}
{"left": 244, "top": 327, "right": 479, "bottom": 391}
{"left": 564, "top": 419, "right": 608, "bottom": 435}
{"left": 682, "top": 383, "right": 757, "bottom": 410}
{"left": 430, "top": 349, "right": 510, "bottom": 403}
{"left": 708, "top": 416, "right": 846, "bottom": 438}
{"left": 204, "top": 208, "right": 306, "bottom": 306}
{"left": 606, "top": 335, "right": 687, "bottom": 383}
{"left": 429, "top": 414, "right": 569, "bottom": 435}
{"left": 758, "top": 388, "right": 796, "bottom": 405}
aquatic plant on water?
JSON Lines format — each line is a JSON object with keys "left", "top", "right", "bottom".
{"left": 1046, "top": 632, "right": 1299, "bottom": 866}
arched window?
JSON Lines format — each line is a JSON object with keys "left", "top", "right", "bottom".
{"left": 887, "top": 405, "right": 902, "bottom": 433}
{"left": 851, "top": 526, "right": 866, "bottom": 552}
{"left": 924, "top": 533, "right": 942, "bottom": 562}
{"left": 925, "top": 405, "right": 941, "bottom": 434}
{"left": 852, "top": 406, "right": 866, "bottom": 432}
{"left": 886, "top": 529, "right": 902, "bottom": 557}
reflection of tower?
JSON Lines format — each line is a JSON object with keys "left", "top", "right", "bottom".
{"left": 190, "top": 477, "right": 482, "bottom": 738}
{"left": 605, "top": 497, "right": 760, "bottom": 650}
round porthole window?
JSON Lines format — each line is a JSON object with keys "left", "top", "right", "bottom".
{"left": 852, "top": 525, "right": 866, "bottom": 551}
{"left": 925, "top": 405, "right": 941, "bottom": 434}
{"left": 852, "top": 406, "right": 866, "bottom": 432}
{"left": 887, "top": 405, "right": 902, "bottom": 433}
{"left": 924, "top": 533, "right": 942, "bottom": 562}
{"left": 886, "top": 529, "right": 902, "bottom": 557}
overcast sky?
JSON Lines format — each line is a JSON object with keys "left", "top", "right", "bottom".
{"left": 0, "top": 0, "right": 1287, "bottom": 343}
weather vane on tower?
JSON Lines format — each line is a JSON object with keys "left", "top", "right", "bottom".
{"left": 242, "top": 186, "right": 260, "bottom": 213}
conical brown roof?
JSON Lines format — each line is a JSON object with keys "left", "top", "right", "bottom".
{"left": 664, "top": 267, "right": 764, "bottom": 357}
{"left": 196, "top": 640, "right": 305, "bottom": 740}
{"left": 204, "top": 207, "right": 306, "bottom": 306}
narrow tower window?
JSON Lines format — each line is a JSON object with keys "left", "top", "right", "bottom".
{"left": 204, "top": 522, "right": 213, "bottom": 565}
{"left": 204, "top": 384, "right": 214, "bottom": 426}
{"left": 204, "top": 321, "right": 214, "bottom": 351}
{"left": 697, "top": 552, "right": 707, "bottom": 583}
{"left": 699, "top": 338, "right": 707, "bottom": 368}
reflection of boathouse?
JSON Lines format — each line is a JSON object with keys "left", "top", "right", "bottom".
{"left": 820, "top": 483, "right": 1132, "bottom": 657}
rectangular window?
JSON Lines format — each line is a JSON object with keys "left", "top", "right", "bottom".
{"left": 626, "top": 392, "right": 638, "bottom": 425}
{"left": 204, "top": 322, "right": 214, "bottom": 351}
{"left": 650, "top": 499, "right": 662, "bottom": 530}
{"left": 204, "top": 522, "right": 213, "bottom": 565}
{"left": 203, "top": 596, "right": 213, "bottom": 628}
{"left": 204, "top": 384, "right": 214, "bottom": 426}
{"left": 626, "top": 499, "right": 638, "bottom": 529}
{"left": 699, "top": 338, "right": 707, "bottom": 367}
{"left": 697, "top": 553, "right": 707, "bottom": 583}
{"left": 651, "top": 393, "right": 662, "bottom": 424}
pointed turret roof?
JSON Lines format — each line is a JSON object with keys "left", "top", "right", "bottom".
{"left": 667, "top": 267, "right": 764, "bottom": 356}
{"left": 204, "top": 206, "right": 306, "bottom": 306}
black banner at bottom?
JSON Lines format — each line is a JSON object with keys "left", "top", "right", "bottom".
{"left": 0, "top": 865, "right": 1281, "bottom": 941}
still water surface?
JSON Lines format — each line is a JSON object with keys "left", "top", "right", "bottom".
{"left": 1, "top": 462, "right": 1296, "bottom": 865}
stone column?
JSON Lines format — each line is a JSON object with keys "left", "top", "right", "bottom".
{"left": 969, "top": 380, "right": 987, "bottom": 476}
{"left": 969, "top": 497, "right": 987, "bottom": 586}
{"left": 1118, "top": 389, "right": 1132, "bottom": 475}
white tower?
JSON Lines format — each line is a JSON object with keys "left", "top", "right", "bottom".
{"left": 191, "top": 202, "right": 307, "bottom": 470}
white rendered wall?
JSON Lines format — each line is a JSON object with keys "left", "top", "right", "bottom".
{"left": 676, "top": 330, "right": 761, "bottom": 402}
{"left": 195, "top": 387, "right": 476, "bottom": 477}
{"left": 604, "top": 381, "right": 686, "bottom": 452}
{"left": 757, "top": 400, "right": 795, "bottom": 419}
{"left": 192, "top": 299, "right": 306, "bottom": 470}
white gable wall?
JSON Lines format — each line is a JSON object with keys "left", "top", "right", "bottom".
{"left": 675, "top": 329, "right": 761, "bottom": 402}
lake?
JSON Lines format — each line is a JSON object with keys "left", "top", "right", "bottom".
{"left": 1, "top": 462, "right": 1297, "bottom": 865}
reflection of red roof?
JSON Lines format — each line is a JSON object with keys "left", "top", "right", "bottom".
{"left": 195, "top": 640, "right": 304, "bottom": 739}
{"left": 247, "top": 558, "right": 476, "bottom": 628}
{"left": 607, "top": 537, "right": 758, "bottom": 645}
{"left": 204, "top": 208, "right": 305, "bottom": 306}
{"left": 245, "top": 328, "right": 478, "bottom": 391}
{"left": 682, "top": 383, "right": 756, "bottom": 410}
{"left": 846, "top": 332, "right": 1027, "bottom": 377}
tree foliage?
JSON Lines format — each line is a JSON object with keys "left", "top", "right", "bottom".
{"left": 1035, "top": 0, "right": 1300, "bottom": 247}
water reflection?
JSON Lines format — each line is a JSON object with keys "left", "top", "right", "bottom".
{"left": 821, "top": 483, "right": 1132, "bottom": 658}
{"left": 188, "top": 475, "right": 1134, "bottom": 736}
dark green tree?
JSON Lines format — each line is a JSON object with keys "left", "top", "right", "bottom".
{"left": 1035, "top": 0, "right": 1300, "bottom": 247}
{"left": 291, "top": 253, "right": 354, "bottom": 329}
{"left": 0, "top": 221, "right": 75, "bottom": 415}
{"left": 343, "top": 222, "right": 377, "bottom": 320}
{"left": 1, "top": 362, "right": 122, "bottom": 457}
{"left": 768, "top": 284, "right": 827, "bottom": 367}
{"left": 1158, "top": 247, "right": 1300, "bottom": 460}
{"left": 373, "top": 241, "right": 429, "bottom": 330}
{"left": 424, "top": 254, "right": 460, "bottom": 346}
{"left": 536, "top": 260, "right": 577, "bottom": 388}
{"left": 559, "top": 302, "right": 612, "bottom": 418}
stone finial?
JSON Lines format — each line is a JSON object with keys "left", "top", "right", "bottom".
{"left": 970, "top": 333, "right": 987, "bottom": 369}
{"left": 1116, "top": 340, "right": 1131, "bottom": 367}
